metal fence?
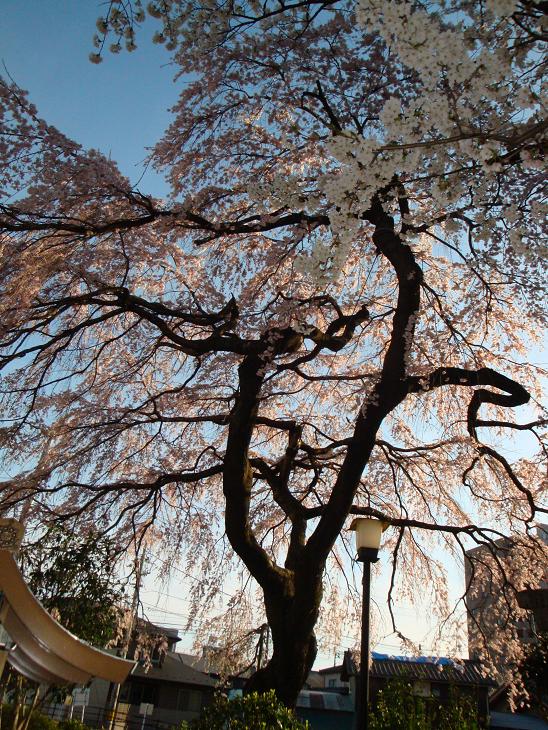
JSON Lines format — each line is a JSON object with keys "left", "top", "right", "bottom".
{"left": 41, "top": 704, "right": 178, "bottom": 730}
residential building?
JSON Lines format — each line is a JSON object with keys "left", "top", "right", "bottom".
{"left": 79, "top": 622, "right": 218, "bottom": 728}
{"left": 465, "top": 525, "right": 548, "bottom": 663}
{"left": 317, "top": 664, "right": 350, "bottom": 691}
{"left": 296, "top": 689, "right": 355, "bottom": 730}
{"left": 117, "top": 651, "right": 216, "bottom": 726}
{"left": 310, "top": 651, "right": 495, "bottom": 728}
{"left": 369, "top": 653, "right": 493, "bottom": 723}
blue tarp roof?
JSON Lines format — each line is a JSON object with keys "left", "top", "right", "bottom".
{"left": 372, "top": 652, "right": 457, "bottom": 666}
{"left": 321, "top": 652, "right": 495, "bottom": 686}
{"left": 490, "top": 712, "right": 548, "bottom": 729}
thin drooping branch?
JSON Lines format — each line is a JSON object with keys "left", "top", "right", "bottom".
{"left": 477, "top": 444, "right": 546, "bottom": 521}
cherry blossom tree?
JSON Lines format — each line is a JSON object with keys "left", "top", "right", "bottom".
{"left": 0, "top": 0, "right": 547, "bottom": 706}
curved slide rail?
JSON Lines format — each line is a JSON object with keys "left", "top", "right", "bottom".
{"left": 0, "top": 549, "right": 135, "bottom": 685}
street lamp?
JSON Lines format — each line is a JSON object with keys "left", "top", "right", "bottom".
{"left": 350, "top": 517, "right": 386, "bottom": 730}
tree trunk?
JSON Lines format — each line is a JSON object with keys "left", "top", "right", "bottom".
{"left": 245, "top": 567, "right": 323, "bottom": 707}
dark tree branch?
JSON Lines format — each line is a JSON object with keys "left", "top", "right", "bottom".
{"left": 406, "top": 366, "right": 530, "bottom": 438}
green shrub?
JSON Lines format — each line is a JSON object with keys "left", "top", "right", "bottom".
{"left": 369, "top": 680, "right": 480, "bottom": 730}
{"left": 57, "top": 719, "right": 92, "bottom": 730}
{"left": 0, "top": 705, "right": 59, "bottom": 730}
{"left": 192, "top": 690, "right": 309, "bottom": 729}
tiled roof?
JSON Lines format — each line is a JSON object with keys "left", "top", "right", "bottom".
{"left": 318, "top": 664, "right": 344, "bottom": 675}
{"left": 130, "top": 652, "right": 217, "bottom": 687}
{"left": 321, "top": 651, "right": 496, "bottom": 687}
{"left": 371, "top": 657, "right": 495, "bottom": 686}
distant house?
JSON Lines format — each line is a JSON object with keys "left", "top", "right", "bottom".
{"left": 303, "top": 670, "right": 324, "bottom": 690}
{"left": 116, "top": 621, "right": 217, "bottom": 726}
{"left": 296, "top": 689, "right": 354, "bottom": 730}
{"left": 308, "top": 651, "right": 495, "bottom": 728}
{"left": 317, "top": 664, "right": 350, "bottom": 691}
{"left": 118, "top": 651, "right": 217, "bottom": 726}
{"left": 465, "top": 524, "right": 548, "bottom": 665}
{"left": 370, "top": 653, "right": 494, "bottom": 724}
{"left": 84, "top": 651, "right": 216, "bottom": 729}
{"left": 81, "top": 622, "right": 217, "bottom": 728}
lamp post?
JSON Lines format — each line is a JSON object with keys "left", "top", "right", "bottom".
{"left": 350, "top": 517, "right": 386, "bottom": 730}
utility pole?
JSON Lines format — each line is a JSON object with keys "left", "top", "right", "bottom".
{"left": 256, "top": 631, "right": 263, "bottom": 671}
{"left": 257, "top": 623, "right": 271, "bottom": 671}
{"left": 108, "top": 549, "right": 145, "bottom": 730}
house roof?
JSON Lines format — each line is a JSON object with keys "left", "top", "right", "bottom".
{"left": 305, "top": 670, "right": 325, "bottom": 689}
{"left": 135, "top": 617, "right": 181, "bottom": 642}
{"left": 317, "top": 664, "right": 344, "bottom": 675}
{"left": 490, "top": 711, "right": 548, "bottom": 729}
{"left": 176, "top": 649, "right": 255, "bottom": 679}
{"left": 177, "top": 650, "right": 217, "bottom": 674}
{"left": 323, "top": 650, "right": 495, "bottom": 687}
{"left": 370, "top": 656, "right": 495, "bottom": 686}
{"left": 130, "top": 652, "right": 217, "bottom": 688}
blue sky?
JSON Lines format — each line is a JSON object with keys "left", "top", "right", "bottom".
{"left": 1, "top": 0, "right": 173, "bottom": 195}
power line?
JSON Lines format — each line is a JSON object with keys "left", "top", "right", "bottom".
{"left": 146, "top": 553, "right": 236, "bottom": 599}
{"left": 143, "top": 553, "right": 464, "bottom": 659}
{"left": 141, "top": 601, "right": 191, "bottom": 618}
{"left": 140, "top": 609, "right": 454, "bottom": 658}
{"left": 141, "top": 588, "right": 191, "bottom": 604}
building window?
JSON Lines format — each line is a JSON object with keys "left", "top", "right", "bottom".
{"left": 176, "top": 689, "right": 202, "bottom": 713}
{"left": 328, "top": 679, "right": 336, "bottom": 688}
{"left": 127, "top": 683, "right": 157, "bottom": 706}
{"left": 412, "top": 681, "right": 431, "bottom": 697}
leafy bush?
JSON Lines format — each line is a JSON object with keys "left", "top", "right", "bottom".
{"left": 0, "top": 705, "right": 59, "bottom": 730}
{"left": 519, "top": 631, "right": 548, "bottom": 719}
{"left": 57, "top": 720, "right": 92, "bottom": 730}
{"left": 192, "top": 690, "right": 309, "bottom": 729}
{"left": 370, "top": 680, "right": 480, "bottom": 730}
{"left": 0, "top": 705, "right": 95, "bottom": 730}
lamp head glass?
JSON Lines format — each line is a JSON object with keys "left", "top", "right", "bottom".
{"left": 349, "top": 517, "right": 386, "bottom": 561}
